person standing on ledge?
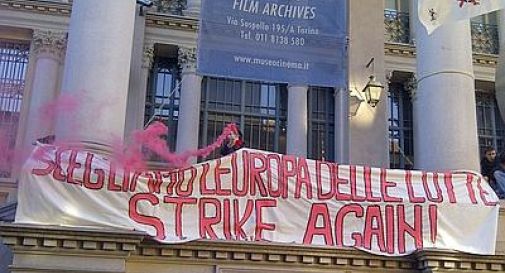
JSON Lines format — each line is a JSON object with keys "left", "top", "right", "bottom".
{"left": 220, "top": 126, "right": 245, "bottom": 156}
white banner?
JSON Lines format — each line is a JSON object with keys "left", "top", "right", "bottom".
{"left": 16, "top": 144, "right": 500, "bottom": 256}
{"left": 418, "top": 0, "right": 505, "bottom": 34}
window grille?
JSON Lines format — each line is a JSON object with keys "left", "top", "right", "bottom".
{"left": 388, "top": 82, "right": 414, "bottom": 169}
{"left": 144, "top": 57, "right": 180, "bottom": 152}
{"left": 466, "top": 12, "right": 500, "bottom": 55}
{"left": 476, "top": 91, "right": 505, "bottom": 155}
{"left": 384, "top": 10, "right": 410, "bottom": 44}
{"left": 308, "top": 87, "right": 335, "bottom": 161}
{"left": 199, "top": 77, "right": 287, "bottom": 160}
{"left": 0, "top": 40, "right": 29, "bottom": 178}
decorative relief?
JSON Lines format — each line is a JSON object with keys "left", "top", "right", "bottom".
{"left": 32, "top": 29, "right": 67, "bottom": 61}
{"left": 404, "top": 74, "right": 417, "bottom": 101}
{"left": 384, "top": 43, "right": 416, "bottom": 58}
{"left": 145, "top": 16, "right": 199, "bottom": 31}
{"left": 0, "top": 0, "right": 71, "bottom": 16}
{"left": 178, "top": 46, "right": 197, "bottom": 72}
{"left": 142, "top": 43, "right": 155, "bottom": 69}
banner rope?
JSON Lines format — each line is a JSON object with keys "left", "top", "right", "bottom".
{"left": 144, "top": 77, "right": 185, "bottom": 129}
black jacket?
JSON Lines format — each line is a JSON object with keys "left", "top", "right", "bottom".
{"left": 481, "top": 158, "right": 498, "bottom": 182}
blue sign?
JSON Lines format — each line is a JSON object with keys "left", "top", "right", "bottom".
{"left": 197, "top": 0, "right": 347, "bottom": 87}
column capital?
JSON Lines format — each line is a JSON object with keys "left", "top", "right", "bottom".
{"left": 32, "top": 29, "right": 67, "bottom": 62}
{"left": 142, "top": 42, "right": 155, "bottom": 69}
{"left": 178, "top": 46, "right": 197, "bottom": 73}
{"left": 404, "top": 74, "right": 417, "bottom": 102}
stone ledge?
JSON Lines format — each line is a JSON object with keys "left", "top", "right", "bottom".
{"left": 385, "top": 43, "right": 498, "bottom": 67}
{"left": 473, "top": 53, "right": 499, "bottom": 67}
{"left": 385, "top": 43, "right": 416, "bottom": 58}
{"left": 416, "top": 249, "right": 505, "bottom": 271}
{"left": 145, "top": 13, "right": 198, "bottom": 31}
{"left": 0, "top": 223, "right": 144, "bottom": 254}
{"left": 0, "top": 0, "right": 71, "bottom": 16}
{"left": 0, "top": 0, "right": 198, "bottom": 32}
{"left": 2, "top": 225, "right": 505, "bottom": 272}
{"left": 9, "top": 265, "right": 124, "bottom": 273}
{"left": 133, "top": 239, "right": 417, "bottom": 270}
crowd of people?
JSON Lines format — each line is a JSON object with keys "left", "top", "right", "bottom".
{"left": 481, "top": 146, "right": 505, "bottom": 199}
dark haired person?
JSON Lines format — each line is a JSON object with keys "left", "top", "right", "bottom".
{"left": 481, "top": 146, "right": 497, "bottom": 183}
{"left": 220, "top": 126, "right": 245, "bottom": 156}
{"left": 492, "top": 153, "right": 505, "bottom": 199}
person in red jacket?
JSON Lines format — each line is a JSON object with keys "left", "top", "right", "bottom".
{"left": 220, "top": 126, "right": 245, "bottom": 156}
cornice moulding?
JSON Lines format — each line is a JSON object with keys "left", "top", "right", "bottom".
{"left": 145, "top": 13, "right": 198, "bottom": 31}
{"left": 0, "top": 0, "right": 499, "bottom": 68}
{"left": 385, "top": 42, "right": 498, "bottom": 67}
{"left": 0, "top": 0, "right": 70, "bottom": 16}
{"left": 1, "top": 223, "right": 505, "bottom": 271}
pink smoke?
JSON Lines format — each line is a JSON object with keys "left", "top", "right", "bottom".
{"left": 39, "top": 93, "right": 80, "bottom": 125}
{"left": 2, "top": 90, "right": 236, "bottom": 173}
{"left": 112, "top": 121, "right": 237, "bottom": 170}
{"left": 11, "top": 93, "right": 81, "bottom": 164}
{"left": 0, "top": 127, "right": 14, "bottom": 176}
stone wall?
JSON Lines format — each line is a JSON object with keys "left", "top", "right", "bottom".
{"left": 1, "top": 222, "right": 505, "bottom": 273}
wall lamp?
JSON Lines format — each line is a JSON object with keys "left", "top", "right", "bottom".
{"left": 362, "top": 58, "right": 384, "bottom": 107}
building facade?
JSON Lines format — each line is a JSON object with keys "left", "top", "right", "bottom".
{"left": 0, "top": 0, "right": 505, "bottom": 272}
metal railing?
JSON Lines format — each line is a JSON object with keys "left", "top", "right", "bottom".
{"left": 153, "top": 0, "right": 187, "bottom": 15}
{"left": 384, "top": 10, "right": 411, "bottom": 44}
{"left": 471, "top": 23, "right": 500, "bottom": 55}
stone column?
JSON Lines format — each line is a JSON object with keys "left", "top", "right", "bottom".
{"left": 408, "top": 0, "right": 416, "bottom": 44}
{"left": 287, "top": 85, "right": 308, "bottom": 157}
{"left": 124, "top": 8, "right": 150, "bottom": 138}
{"left": 499, "top": 10, "right": 505, "bottom": 53}
{"left": 185, "top": 0, "right": 201, "bottom": 17}
{"left": 137, "top": 43, "right": 155, "bottom": 128}
{"left": 176, "top": 46, "right": 202, "bottom": 158}
{"left": 55, "top": 0, "right": 136, "bottom": 148}
{"left": 414, "top": 16, "right": 480, "bottom": 171}
{"left": 334, "top": 88, "right": 349, "bottom": 163}
{"left": 23, "top": 30, "right": 66, "bottom": 147}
